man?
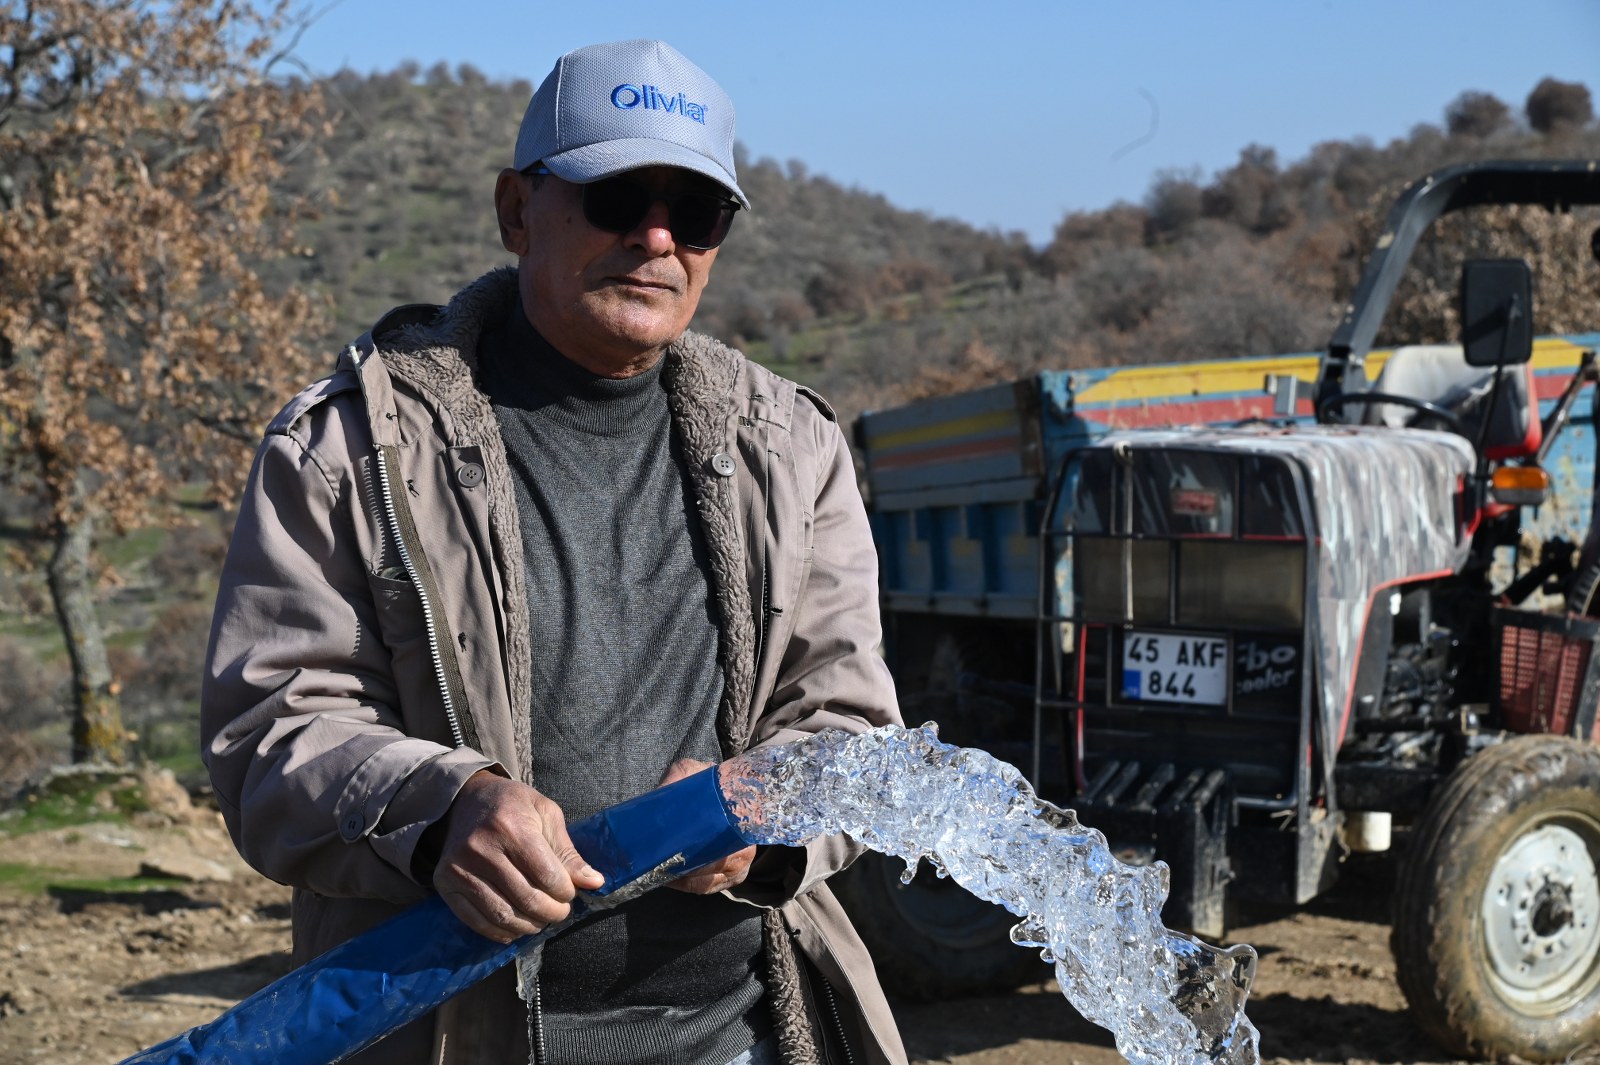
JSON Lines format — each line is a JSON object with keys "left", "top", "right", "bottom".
{"left": 201, "top": 38, "right": 907, "bottom": 1065}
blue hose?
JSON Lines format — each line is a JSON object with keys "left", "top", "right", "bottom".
{"left": 119, "top": 765, "right": 754, "bottom": 1064}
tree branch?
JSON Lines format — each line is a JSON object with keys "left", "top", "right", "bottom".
{"left": 263, "top": 0, "right": 345, "bottom": 77}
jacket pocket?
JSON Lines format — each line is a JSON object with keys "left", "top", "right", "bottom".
{"left": 366, "top": 569, "right": 440, "bottom": 724}
{"left": 368, "top": 569, "right": 427, "bottom": 652}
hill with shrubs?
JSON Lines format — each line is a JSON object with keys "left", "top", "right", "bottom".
{"left": 2, "top": 66, "right": 1598, "bottom": 787}
{"left": 270, "top": 67, "right": 1599, "bottom": 424}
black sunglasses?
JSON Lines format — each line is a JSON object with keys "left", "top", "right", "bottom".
{"left": 528, "top": 166, "right": 740, "bottom": 250}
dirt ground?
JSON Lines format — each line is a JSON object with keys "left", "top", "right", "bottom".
{"left": 0, "top": 812, "right": 1472, "bottom": 1065}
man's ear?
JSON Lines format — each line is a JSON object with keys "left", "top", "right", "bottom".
{"left": 494, "top": 168, "right": 529, "bottom": 257}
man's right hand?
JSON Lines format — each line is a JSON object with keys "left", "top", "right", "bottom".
{"left": 429, "top": 771, "right": 606, "bottom": 944}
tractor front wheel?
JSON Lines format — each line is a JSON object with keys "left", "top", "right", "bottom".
{"left": 1391, "top": 734, "right": 1600, "bottom": 1060}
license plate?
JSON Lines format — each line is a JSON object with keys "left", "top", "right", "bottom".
{"left": 1120, "top": 631, "right": 1229, "bottom": 706}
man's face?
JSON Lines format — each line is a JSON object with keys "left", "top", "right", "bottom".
{"left": 495, "top": 166, "right": 723, "bottom": 377}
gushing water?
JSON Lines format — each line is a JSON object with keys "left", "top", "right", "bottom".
{"left": 720, "top": 723, "right": 1260, "bottom": 1065}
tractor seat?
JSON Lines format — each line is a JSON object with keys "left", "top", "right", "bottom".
{"left": 1358, "top": 344, "right": 1541, "bottom": 460}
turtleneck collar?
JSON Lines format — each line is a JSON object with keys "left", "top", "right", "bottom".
{"left": 477, "top": 294, "right": 667, "bottom": 438}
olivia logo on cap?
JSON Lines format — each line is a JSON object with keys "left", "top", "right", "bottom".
{"left": 610, "top": 83, "right": 708, "bottom": 125}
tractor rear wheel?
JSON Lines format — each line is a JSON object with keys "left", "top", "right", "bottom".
{"left": 831, "top": 851, "right": 1047, "bottom": 1000}
{"left": 834, "top": 629, "right": 1045, "bottom": 1000}
{"left": 1391, "top": 734, "right": 1600, "bottom": 1060}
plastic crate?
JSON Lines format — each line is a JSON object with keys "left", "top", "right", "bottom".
{"left": 1492, "top": 607, "right": 1600, "bottom": 739}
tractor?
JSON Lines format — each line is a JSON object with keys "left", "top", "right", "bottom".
{"left": 844, "top": 159, "right": 1600, "bottom": 1060}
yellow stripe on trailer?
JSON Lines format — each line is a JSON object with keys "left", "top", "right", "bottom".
{"left": 1530, "top": 336, "right": 1592, "bottom": 368}
{"left": 1073, "top": 353, "right": 1321, "bottom": 406}
{"left": 870, "top": 409, "right": 1019, "bottom": 453}
{"left": 1072, "top": 336, "right": 1596, "bottom": 408}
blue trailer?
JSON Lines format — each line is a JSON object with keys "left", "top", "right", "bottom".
{"left": 836, "top": 160, "right": 1600, "bottom": 1063}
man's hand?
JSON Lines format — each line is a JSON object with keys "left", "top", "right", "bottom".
{"left": 659, "top": 758, "right": 757, "bottom": 894}
{"left": 430, "top": 771, "right": 606, "bottom": 944}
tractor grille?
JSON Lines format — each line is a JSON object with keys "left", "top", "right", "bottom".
{"left": 1493, "top": 608, "right": 1600, "bottom": 739}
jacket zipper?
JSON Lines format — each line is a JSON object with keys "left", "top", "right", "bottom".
{"left": 528, "top": 977, "right": 546, "bottom": 1065}
{"left": 817, "top": 976, "right": 856, "bottom": 1065}
{"left": 790, "top": 926, "right": 855, "bottom": 1065}
{"left": 751, "top": 443, "right": 775, "bottom": 690}
{"left": 754, "top": 568, "right": 771, "bottom": 685}
{"left": 372, "top": 446, "right": 468, "bottom": 749}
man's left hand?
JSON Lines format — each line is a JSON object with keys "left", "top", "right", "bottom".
{"left": 659, "top": 758, "right": 757, "bottom": 894}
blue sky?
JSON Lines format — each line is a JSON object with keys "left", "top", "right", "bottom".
{"left": 285, "top": 0, "right": 1599, "bottom": 246}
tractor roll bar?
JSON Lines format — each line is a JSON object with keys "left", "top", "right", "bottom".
{"left": 1315, "top": 159, "right": 1600, "bottom": 409}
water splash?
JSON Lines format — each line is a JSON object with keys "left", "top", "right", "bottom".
{"left": 721, "top": 723, "right": 1260, "bottom": 1065}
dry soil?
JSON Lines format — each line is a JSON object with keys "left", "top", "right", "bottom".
{"left": 0, "top": 816, "right": 1482, "bottom": 1065}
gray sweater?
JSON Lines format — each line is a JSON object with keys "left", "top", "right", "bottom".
{"left": 477, "top": 302, "right": 768, "bottom": 1065}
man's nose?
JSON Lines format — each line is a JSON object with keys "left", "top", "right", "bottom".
{"left": 625, "top": 199, "right": 676, "bottom": 255}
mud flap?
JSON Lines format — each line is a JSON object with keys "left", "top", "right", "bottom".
{"left": 1156, "top": 768, "right": 1233, "bottom": 938}
{"left": 1078, "top": 761, "right": 1233, "bottom": 938}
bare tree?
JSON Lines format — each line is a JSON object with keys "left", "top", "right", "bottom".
{"left": 1445, "top": 91, "right": 1511, "bottom": 138}
{"left": 1526, "top": 77, "right": 1594, "bottom": 133}
{"left": 1144, "top": 168, "right": 1204, "bottom": 241}
{"left": 0, "top": 0, "right": 328, "bottom": 763}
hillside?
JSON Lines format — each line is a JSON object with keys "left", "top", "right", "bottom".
{"left": 272, "top": 64, "right": 1033, "bottom": 364}
{"left": 2, "top": 67, "right": 1598, "bottom": 787}
{"left": 273, "top": 68, "right": 1600, "bottom": 426}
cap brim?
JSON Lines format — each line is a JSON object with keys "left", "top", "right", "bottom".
{"left": 542, "top": 138, "right": 750, "bottom": 210}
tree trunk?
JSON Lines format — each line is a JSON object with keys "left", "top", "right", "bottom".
{"left": 47, "top": 507, "right": 125, "bottom": 764}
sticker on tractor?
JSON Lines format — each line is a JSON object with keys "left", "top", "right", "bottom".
{"left": 1170, "top": 488, "right": 1220, "bottom": 517}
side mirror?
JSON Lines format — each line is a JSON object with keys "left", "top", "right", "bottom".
{"left": 1460, "top": 259, "right": 1533, "bottom": 367}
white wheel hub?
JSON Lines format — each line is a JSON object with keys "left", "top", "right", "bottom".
{"left": 1481, "top": 820, "right": 1600, "bottom": 1009}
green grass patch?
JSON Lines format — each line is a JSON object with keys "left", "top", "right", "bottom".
{"left": 105, "top": 626, "right": 151, "bottom": 650}
{"left": 101, "top": 525, "right": 167, "bottom": 570}
{"left": 0, "top": 614, "right": 62, "bottom": 642}
{"left": 0, "top": 862, "right": 187, "bottom": 897}
{"left": 145, "top": 721, "right": 205, "bottom": 780}
{"left": 1, "top": 776, "right": 150, "bottom": 838}
{"left": 174, "top": 483, "right": 216, "bottom": 507}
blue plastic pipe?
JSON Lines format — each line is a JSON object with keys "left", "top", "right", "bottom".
{"left": 119, "top": 766, "right": 754, "bottom": 1064}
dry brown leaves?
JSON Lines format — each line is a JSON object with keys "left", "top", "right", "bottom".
{"left": 0, "top": 0, "right": 330, "bottom": 532}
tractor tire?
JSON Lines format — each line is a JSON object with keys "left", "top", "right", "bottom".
{"left": 831, "top": 851, "right": 1046, "bottom": 1001}
{"left": 1391, "top": 733, "right": 1600, "bottom": 1060}
{"left": 843, "top": 627, "right": 1044, "bottom": 999}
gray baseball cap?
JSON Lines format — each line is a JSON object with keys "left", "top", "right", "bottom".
{"left": 514, "top": 39, "right": 749, "bottom": 210}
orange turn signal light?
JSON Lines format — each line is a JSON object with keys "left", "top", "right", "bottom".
{"left": 1490, "top": 465, "right": 1550, "bottom": 507}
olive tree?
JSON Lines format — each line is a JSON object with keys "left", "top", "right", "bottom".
{"left": 0, "top": 0, "right": 327, "bottom": 763}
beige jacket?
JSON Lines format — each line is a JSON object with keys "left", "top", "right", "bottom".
{"left": 201, "top": 268, "right": 908, "bottom": 1065}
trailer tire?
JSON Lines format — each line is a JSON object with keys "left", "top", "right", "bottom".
{"left": 832, "top": 851, "right": 1046, "bottom": 1001}
{"left": 1391, "top": 734, "right": 1600, "bottom": 1061}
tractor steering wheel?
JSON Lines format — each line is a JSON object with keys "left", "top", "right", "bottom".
{"left": 1316, "top": 391, "right": 1468, "bottom": 437}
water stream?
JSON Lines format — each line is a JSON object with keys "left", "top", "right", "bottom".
{"left": 720, "top": 723, "right": 1261, "bottom": 1065}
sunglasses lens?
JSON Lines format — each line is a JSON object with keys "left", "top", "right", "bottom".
{"left": 670, "top": 193, "right": 737, "bottom": 250}
{"left": 581, "top": 179, "right": 737, "bottom": 250}
{"left": 582, "top": 178, "right": 652, "bottom": 233}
